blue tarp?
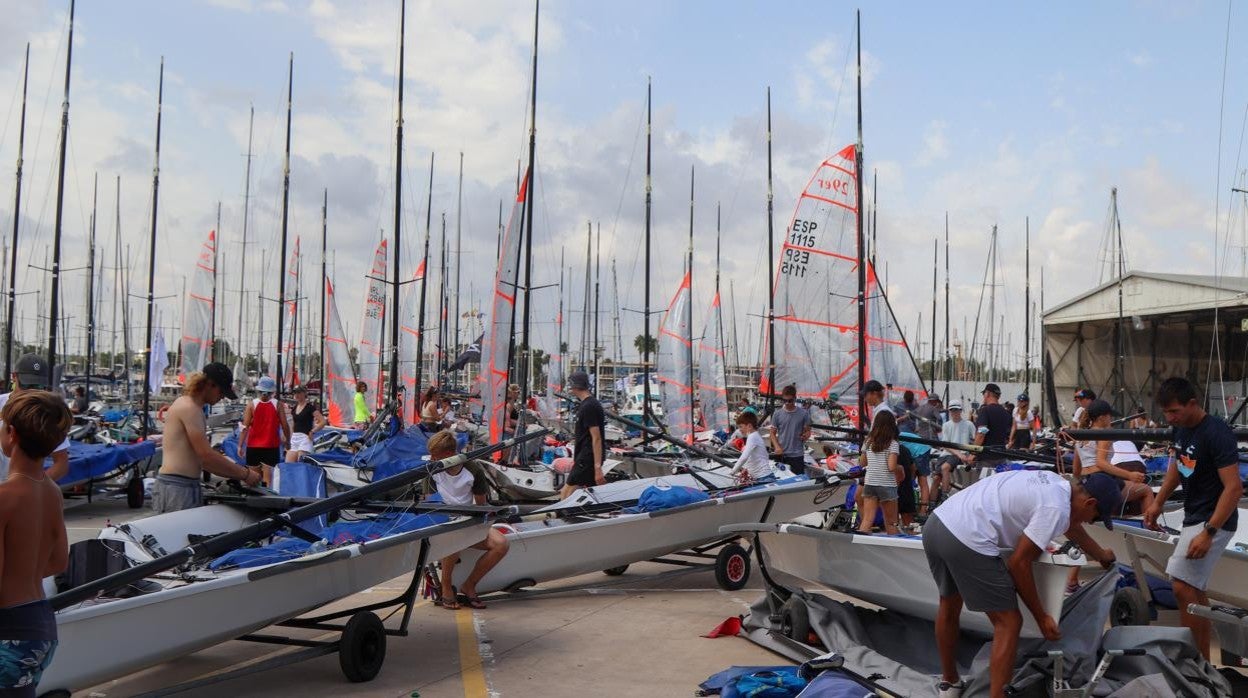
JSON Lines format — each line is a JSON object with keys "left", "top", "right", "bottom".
{"left": 698, "top": 666, "right": 807, "bottom": 698}
{"left": 207, "top": 511, "right": 451, "bottom": 570}
{"left": 277, "top": 460, "right": 328, "bottom": 530}
{"left": 626, "top": 484, "right": 709, "bottom": 513}
{"left": 307, "top": 427, "right": 470, "bottom": 482}
{"left": 50, "top": 440, "right": 158, "bottom": 486}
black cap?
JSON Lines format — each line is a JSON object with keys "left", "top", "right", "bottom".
{"left": 982, "top": 383, "right": 1001, "bottom": 396}
{"left": 1074, "top": 388, "right": 1096, "bottom": 400}
{"left": 567, "top": 370, "right": 591, "bottom": 391}
{"left": 1017, "top": 393, "right": 1030, "bottom": 402}
{"left": 1087, "top": 399, "right": 1117, "bottom": 420}
{"left": 861, "top": 379, "right": 885, "bottom": 395}
{"left": 927, "top": 393, "right": 940, "bottom": 402}
{"left": 14, "top": 353, "right": 51, "bottom": 389}
{"left": 202, "top": 362, "right": 238, "bottom": 400}
{"left": 1083, "top": 473, "right": 1124, "bottom": 530}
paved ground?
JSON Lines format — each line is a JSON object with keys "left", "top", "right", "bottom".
{"left": 62, "top": 493, "right": 1248, "bottom": 697}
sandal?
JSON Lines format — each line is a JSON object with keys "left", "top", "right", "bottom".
{"left": 437, "top": 597, "right": 461, "bottom": 610}
{"left": 457, "top": 592, "right": 487, "bottom": 609}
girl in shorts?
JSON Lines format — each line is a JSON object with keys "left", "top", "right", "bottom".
{"left": 857, "top": 410, "right": 901, "bottom": 535}
{"left": 285, "top": 385, "right": 326, "bottom": 463}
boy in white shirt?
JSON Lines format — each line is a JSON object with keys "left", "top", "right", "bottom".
{"left": 430, "top": 430, "right": 508, "bottom": 610}
{"left": 730, "top": 411, "right": 775, "bottom": 484}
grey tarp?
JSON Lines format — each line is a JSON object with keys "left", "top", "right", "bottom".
{"left": 741, "top": 569, "right": 1232, "bottom": 696}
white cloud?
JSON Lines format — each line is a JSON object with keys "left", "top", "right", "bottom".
{"left": 915, "top": 120, "right": 949, "bottom": 166}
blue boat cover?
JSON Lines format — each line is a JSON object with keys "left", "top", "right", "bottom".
{"left": 277, "top": 460, "right": 328, "bottom": 530}
{"left": 306, "top": 427, "right": 470, "bottom": 482}
{"left": 50, "top": 440, "right": 158, "bottom": 486}
{"left": 698, "top": 666, "right": 807, "bottom": 698}
{"left": 208, "top": 511, "right": 451, "bottom": 570}
{"left": 898, "top": 431, "right": 931, "bottom": 458}
{"left": 626, "top": 484, "right": 709, "bottom": 513}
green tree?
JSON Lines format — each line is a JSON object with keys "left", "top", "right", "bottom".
{"left": 633, "top": 334, "right": 657, "bottom": 358}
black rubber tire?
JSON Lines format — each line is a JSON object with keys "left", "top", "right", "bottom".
{"left": 38, "top": 690, "right": 72, "bottom": 698}
{"left": 714, "top": 543, "right": 751, "bottom": 591}
{"left": 1110, "top": 586, "right": 1151, "bottom": 627}
{"left": 339, "top": 611, "right": 387, "bottom": 682}
{"left": 603, "top": 565, "right": 629, "bottom": 576}
{"left": 126, "top": 476, "right": 145, "bottom": 509}
{"left": 780, "top": 597, "right": 811, "bottom": 643}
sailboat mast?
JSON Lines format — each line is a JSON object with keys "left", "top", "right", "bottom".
{"left": 611, "top": 259, "right": 622, "bottom": 364}
{"left": 238, "top": 106, "right": 253, "bottom": 373}
{"left": 438, "top": 212, "right": 448, "bottom": 379}
{"left": 1113, "top": 188, "right": 1125, "bottom": 411}
{"left": 581, "top": 221, "right": 591, "bottom": 369}
{"left": 414, "top": 154, "right": 433, "bottom": 396}
{"left": 140, "top": 58, "right": 164, "bottom": 438}
{"left": 687, "top": 167, "right": 695, "bottom": 438}
{"left": 319, "top": 189, "right": 327, "bottom": 386}
{"left": 1024, "top": 216, "right": 1031, "bottom": 398}
{"left": 517, "top": 0, "right": 539, "bottom": 405}
{"left": 5, "top": 43, "right": 29, "bottom": 387}
{"left": 454, "top": 152, "right": 463, "bottom": 390}
{"left": 765, "top": 87, "right": 776, "bottom": 413}
{"left": 642, "top": 78, "right": 653, "bottom": 423}
{"left": 593, "top": 221, "right": 601, "bottom": 386}
{"left": 943, "top": 213, "right": 950, "bottom": 402}
{"left": 47, "top": 0, "right": 77, "bottom": 385}
{"left": 854, "top": 11, "right": 867, "bottom": 423}
{"left": 211, "top": 201, "right": 220, "bottom": 362}
{"left": 389, "top": 0, "right": 406, "bottom": 404}
{"left": 111, "top": 177, "right": 120, "bottom": 384}
{"left": 275, "top": 53, "right": 293, "bottom": 396}
{"left": 86, "top": 173, "right": 96, "bottom": 403}
{"left": 930, "top": 238, "right": 937, "bottom": 391}
{"left": 716, "top": 203, "right": 725, "bottom": 395}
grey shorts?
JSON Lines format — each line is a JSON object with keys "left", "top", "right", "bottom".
{"left": 151, "top": 473, "right": 203, "bottom": 514}
{"left": 923, "top": 515, "right": 1018, "bottom": 612}
{"left": 1165, "top": 524, "right": 1235, "bottom": 591}
{"left": 863, "top": 484, "right": 898, "bottom": 502}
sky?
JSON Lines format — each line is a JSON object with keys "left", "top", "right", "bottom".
{"left": 1, "top": 0, "right": 1247, "bottom": 376}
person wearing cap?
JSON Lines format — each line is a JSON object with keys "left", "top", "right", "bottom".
{"left": 924, "top": 469, "right": 1120, "bottom": 698}
{"left": 0, "top": 354, "right": 70, "bottom": 483}
{"left": 972, "top": 383, "right": 1011, "bottom": 465}
{"left": 932, "top": 402, "right": 976, "bottom": 498}
{"left": 561, "top": 371, "right": 605, "bottom": 498}
{"left": 861, "top": 379, "right": 892, "bottom": 422}
{"left": 1006, "top": 394, "right": 1038, "bottom": 451}
{"left": 768, "top": 384, "right": 812, "bottom": 476}
{"left": 239, "top": 376, "right": 291, "bottom": 487}
{"left": 1144, "top": 377, "right": 1243, "bottom": 661}
{"left": 1069, "top": 388, "right": 1095, "bottom": 428}
{"left": 154, "top": 363, "right": 260, "bottom": 512}
{"left": 285, "top": 385, "right": 325, "bottom": 464}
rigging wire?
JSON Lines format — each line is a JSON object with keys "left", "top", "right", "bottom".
{"left": 1208, "top": 0, "right": 1233, "bottom": 412}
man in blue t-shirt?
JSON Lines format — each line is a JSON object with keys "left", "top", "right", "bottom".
{"left": 1144, "top": 377, "right": 1244, "bottom": 661}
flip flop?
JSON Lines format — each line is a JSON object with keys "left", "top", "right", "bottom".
{"left": 438, "top": 597, "right": 461, "bottom": 610}
{"left": 457, "top": 592, "right": 487, "bottom": 609}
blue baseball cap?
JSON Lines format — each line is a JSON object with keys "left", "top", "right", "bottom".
{"left": 1083, "top": 473, "right": 1124, "bottom": 530}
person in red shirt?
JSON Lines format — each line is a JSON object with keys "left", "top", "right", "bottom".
{"left": 238, "top": 376, "right": 291, "bottom": 486}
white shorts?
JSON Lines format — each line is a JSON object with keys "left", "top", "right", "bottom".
{"left": 290, "top": 432, "right": 314, "bottom": 453}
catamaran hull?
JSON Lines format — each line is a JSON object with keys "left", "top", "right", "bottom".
{"left": 40, "top": 512, "right": 488, "bottom": 693}
{"left": 729, "top": 523, "right": 1081, "bottom": 639}
{"left": 452, "top": 479, "right": 837, "bottom": 594}
{"left": 1084, "top": 513, "right": 1248, "bottom": 610}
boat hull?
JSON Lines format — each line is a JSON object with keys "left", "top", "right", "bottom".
{"left": 734, "top": 522, "right": 1082, "bottom": 639}
{"left": 41, "top": 508, "right": 488, "bottom": 693}
{"left": 452, "top": 478, "right": 838, "bottom": 594}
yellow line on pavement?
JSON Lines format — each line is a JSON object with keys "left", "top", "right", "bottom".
{"left": 456, "top": 608, "right": 488, "bottom": 698}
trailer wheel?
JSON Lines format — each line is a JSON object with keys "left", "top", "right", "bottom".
{"left": 1110, "top": 586, "right": 1151, "bottom": 627}
{"left": 38, "top": 691, "right": 71, "bottom": 698}
{"left": 780, "top": 597, "right": 811, "bottom": 644}
{"left": 603, "top": 565, "right": 629, "bottom": 576}
{"left": 126, "top": 476, "right": 145, "bottom": 509}
{"left": 714, "top": 543, "right": 751, "bottom": 591}
{"left": 339, "top": 611, "right": 387, "bottom": 682}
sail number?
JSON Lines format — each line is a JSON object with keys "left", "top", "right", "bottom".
{"left": 782, "top": 247, "right": 810, "bottom": 277}
{"left": 789, "top": 219, "right": 818, "bottom": 248}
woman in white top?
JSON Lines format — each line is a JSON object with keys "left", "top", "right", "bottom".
{"left": 730, "top": 411, "right": 775, "bottom": 484}
{"left": 857, "top": 410, "right": 901, "bottom": 535}
{"left": 1007, "top": 394, "right": 1037, "bottom": 450}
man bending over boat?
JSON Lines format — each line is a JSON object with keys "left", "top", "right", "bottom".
{"left": 0, "top": 391, "right": 73, "bottom": 696}
{"left": 155, "top": 363, "right": 260, "bottom": 513}
{"left": 1144, "top": 376, "right": 1244, "bottom": 661}
{"left": 924, "top": 469, "right": 1120, "bottom": 698}
{"left": 429, "top": 430, "right": 508, "bottom": 610}
{"left": 561, "top": 371, "right": 605, "bottom": 499}
{"left": 0, "top": 354, "right": 70, "bottom": 483}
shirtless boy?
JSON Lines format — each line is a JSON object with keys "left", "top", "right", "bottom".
{"left": 0, "top": 390, "right": 73, "bottom": 695}
{"left": 154, "top": 362, "right": 259, "bottom": 513}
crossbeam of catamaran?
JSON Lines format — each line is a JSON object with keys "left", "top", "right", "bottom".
{"left": 51, "top": 428, "right": 550, "bottom": 610}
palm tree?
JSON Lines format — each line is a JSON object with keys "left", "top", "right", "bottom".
{"left": 633, "top": 334, "right": 657, "bottom": 359}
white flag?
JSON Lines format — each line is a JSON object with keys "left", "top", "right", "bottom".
{"left": 149, "top": 329, "right": 169, "bottom": 393}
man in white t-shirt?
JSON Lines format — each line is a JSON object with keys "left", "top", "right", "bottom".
{"left": 931, "top": 403, "right": 974, "bottom": 497}
{"left": 429, "top": 430, "right": 507, "bottom": 610}
{"left": 923, "top": 470, "right": 1120, "bottom": 698}
{"left": 0, "top": 354, "right": 70, "bottom": 483}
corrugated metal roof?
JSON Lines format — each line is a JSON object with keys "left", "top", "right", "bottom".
{"left": 1043, "top": 270, "right": 1248, "bottom": 324}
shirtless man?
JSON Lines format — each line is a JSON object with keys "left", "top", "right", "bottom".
{"left": 0, "top": 354, "right": 70, "bottom": 483}
{"left": 0, "top": 390, "right": 72, "bottom": 695}
{"left": 154, "top": 362, "right": 259, "bottom": 513}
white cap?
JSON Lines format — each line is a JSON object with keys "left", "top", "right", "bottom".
{"left": 948, "top": 402, "right": 963, "bottom": 411}
{"left": 1110, "top": 440, "right": 1142, "bottom": 465}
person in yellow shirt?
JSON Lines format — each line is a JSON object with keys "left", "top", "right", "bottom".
{"left": 353, "top": 381, "right": 371, "bottom": 429}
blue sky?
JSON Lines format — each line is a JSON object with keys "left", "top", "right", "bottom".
{"left": 0, "top": 0, "right": 1245, "bottom": 373}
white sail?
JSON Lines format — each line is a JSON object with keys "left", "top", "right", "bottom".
{"left": 482, "top": 168, "right": 529, "bottom": 448}
{"left": 179, "top": 230, "right": 215, "bottom": 378}
{"left": 398, "top": 260, "right": 425, "bottom": 425}
{"left": 763, "top": 144, "right": 925, "bottom": 425}
{"left": 697, "top": 292, "right": 729, "bottom": 433}
{"left": 656, "top": 271, "right": 694, "bottom": 441}
{"left": 357, "top": 238, "right": 388, "bottom": 409}
{"left": 277, "top": 237, "right": 300, "bottom": 387}
{"left": 323, "top": 276, "right": 357, "bottom": 427}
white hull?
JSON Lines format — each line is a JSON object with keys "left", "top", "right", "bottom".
{"left": 481, "top": 458, "right": 625, "bottom": 500}
{"left": 730, "top": 522, "right": 1083, "bottom": 639}
{"left": 41, "top": 505, "right": 488, "bottom": 693}
{"left": 1084, "top": 510, "right": 1248, "bottom": 609}
{"left": 453, "top": 477, "right": 836, "bottom": 594}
